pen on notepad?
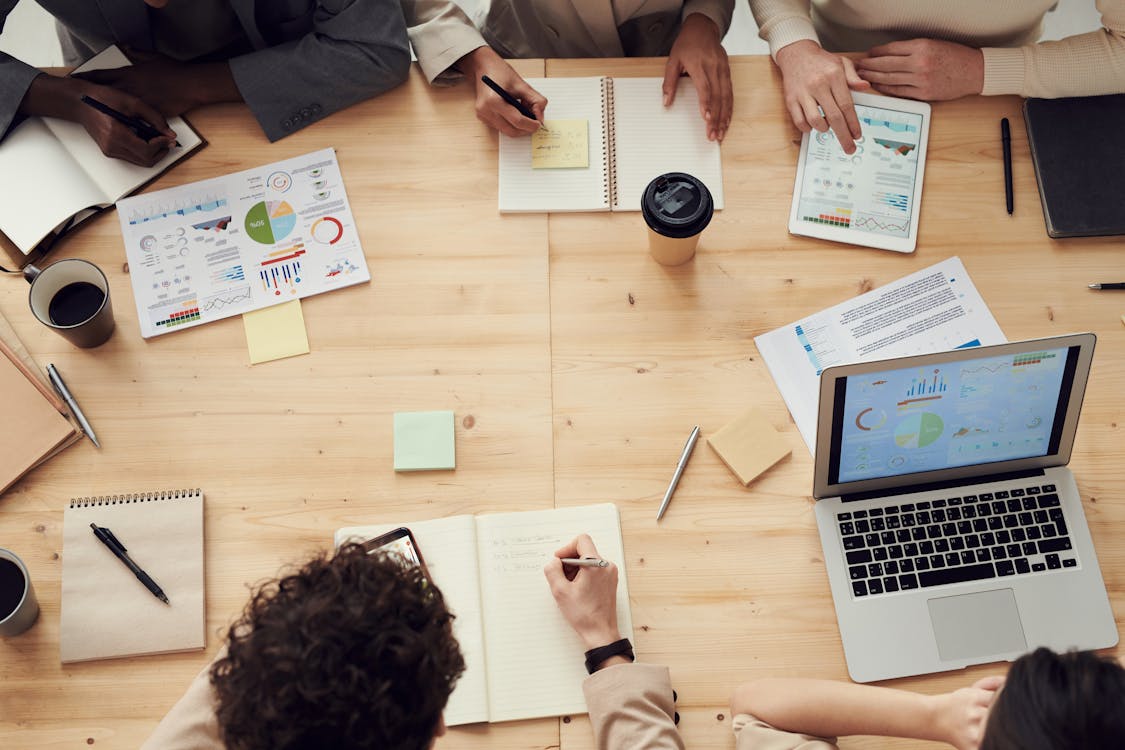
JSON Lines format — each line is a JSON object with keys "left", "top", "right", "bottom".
{"left": 656, "top": 426, "right": 701, "bottom": 521}
{"left": 1088, "top": 283, "right": 1125, "bottom": 290}
{"left": 90, "top": 523, "right": 169, "bottom": 604}
{"left": 561, "top": 557, "right": 609, "bottom": 568}
{"left": 80, "top": 95, "right": 180, "bottom": 146}
{"left": 480, "top": 75, "right": 548, "bottom": 131}
{"left": 46, "top": 364, "right": 99, "bottom": 448}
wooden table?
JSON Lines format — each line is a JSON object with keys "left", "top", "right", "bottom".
{"left": 1, "top": 56, "right": 1121, "bottom": 750}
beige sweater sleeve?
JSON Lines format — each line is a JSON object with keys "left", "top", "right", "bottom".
{"left": 982, "top": 0, "right": 1125, "bottom": 97}
{"left": 140, "top": 664, "right": 224, "bottom": 750}
{"left": 400, "top": 0, "right": 488, "bottom": 84}
{"left": 582, "top": 663, "right": 686, "bottom": 750}
{"left": 748, "top": 0, "right": 819, "bottom": 58}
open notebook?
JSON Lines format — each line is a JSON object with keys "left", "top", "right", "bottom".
{"left": 499, "top": 77, "right": 724, "bottom": 213}
{"left": 335, "top": 503, "right": 632, "bottom": 725}
{"left": 0, "top": 45, "right": 204, "bottom": 260}
{"left": 60, "top": 489, "right": 205, "bottom": 663}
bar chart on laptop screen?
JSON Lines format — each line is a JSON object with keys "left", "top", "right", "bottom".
{"left": 839, "top": 349, "right": 1068, "bottom": 482}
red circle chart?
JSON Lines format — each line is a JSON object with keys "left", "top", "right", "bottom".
{"left": 311, "top": 216, "right": 344, "bottom": 244}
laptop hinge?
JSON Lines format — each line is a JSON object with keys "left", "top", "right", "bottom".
{"left": 840, "top": 468, "right": 1047, "bottom": 503}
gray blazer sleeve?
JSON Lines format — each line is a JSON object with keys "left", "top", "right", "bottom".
{"left": 0, "top": 0, "right": 47, "bottom": 138}
{"left": 228, "top": 0, "right": 412, "bottom": 141}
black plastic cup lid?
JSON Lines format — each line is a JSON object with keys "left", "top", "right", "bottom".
{"left": 641, "top": 172, "right": 713, "bottom": 239}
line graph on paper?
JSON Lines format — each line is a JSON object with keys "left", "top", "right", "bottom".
{"left": 202, "top": 286, "right": 252, "bottom": 313}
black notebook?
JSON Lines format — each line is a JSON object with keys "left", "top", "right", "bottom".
{"left": 1024, "top": 95, "right": 1125, "bottom": 238}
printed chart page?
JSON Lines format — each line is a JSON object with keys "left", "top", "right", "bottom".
{"left": 794, "top": 102, "right": 923, "bottom": 243}
{"left": 334, "top": 515, "right": 488, "bottom": 726}
{"left": 611, "top": 77, "right": 724, "bottom": 211}
{"left": 475, "top": 503, "right": 632, "bottom": 723}
{"left": 118, "top": 148, "right": 369, "bottom": 337}
{"left": 754, "top": 257, "right": 1006, "bottom": 453}
{"left": 498, "top": 77, "right": 609, "bottom": 212}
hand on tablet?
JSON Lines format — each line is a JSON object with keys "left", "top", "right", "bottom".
{"left": 855, "top": 39, "right": 984, "bottom": 101}
{"left": 774, "top": 40, "right": 869, "bottom": 154}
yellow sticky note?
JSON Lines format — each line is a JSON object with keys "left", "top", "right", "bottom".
{"left": 707, "top": 408, "right": 792, "bottom": 486}
{"left": 242, "top": 299, "right": 310, "bottom": 365}
{"left": 531, "top": 120, "right": 589, "bottom": 169}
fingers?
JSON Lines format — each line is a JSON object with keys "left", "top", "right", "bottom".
{"left": 866, "top": 40, "right": 918, "bottom": 58}
{"left": 825, "top": 67, "right": 861, "bottom": 146}
{"left": 786, "top": 97, "right": 811, "bottom": 133}
{"left": 972, "top": 675, "right": 1006, "bottom": 693}
{"left": 543, "top": 556, "right": 568, "bottom": 592}
{"left": 553, "top": 536, "right": 583, "bottom": 560}
{"left": 574, "top": 533, "right": 600, "bottom": 559}
{"left": 715, "top": 60, "right": 733, "bottom": 140}
{"left": 662, "top": 57, "right": 682, "bottom": 107}
{"left": 868, "top": 83, "right": 923, "bottom": 100}
{"left": 841, "top": 57, "right": 871, "bottom": 91}
{"left": 799, "top": 94, "right": 828, "bottom": 134}
{"left": 99, "top": 123, "right": 171, "bottom": 166}
{"left": 125, "top": 96, "right": 176, "bottom": 139}
{"left": 476, "top": 78, "right": 544, "bottom": 137}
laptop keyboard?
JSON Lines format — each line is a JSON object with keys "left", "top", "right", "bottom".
{"left": 837, "top": 483, "right": 1078, "bottom": 598}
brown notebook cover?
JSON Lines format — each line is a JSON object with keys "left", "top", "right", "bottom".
{"left": 60, "top": 489, "right": 205, "bottom": 663}
{"left": 0, "top": 312, "right": 80, "bottom": 495}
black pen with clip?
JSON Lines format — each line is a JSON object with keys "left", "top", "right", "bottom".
{"left": 480, "top": 75, "right": 548, "bottom": 131}
{"left": 90, "top": 522, "right": 170, "bottom": 604}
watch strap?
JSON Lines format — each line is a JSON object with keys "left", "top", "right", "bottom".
{"left": 584, "top": 637, "right": 635, "bottom": 674}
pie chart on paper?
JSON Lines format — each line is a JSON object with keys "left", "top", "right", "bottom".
{"left": 245, "top": 200, "right": 297, "bottom": 244}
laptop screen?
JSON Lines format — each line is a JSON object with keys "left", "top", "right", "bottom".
{"left": 828, "top": 345, "right": 1080, "bottom": 485}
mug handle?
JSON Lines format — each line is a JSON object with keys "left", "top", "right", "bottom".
{"left": 23, "top": 264, "right": 41, "bottom": 284}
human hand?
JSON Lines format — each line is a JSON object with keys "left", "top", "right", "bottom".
{"left": 664, "top": 13, "right": 731, "bottom": 142}
{"left": 932, "top": 675, "right": 1005, "bottom": 750}
{"left": 73, "top": 80, "right": 177, "bottom": 166}
{"left": 855, "top": 39, "right": 984, "bottom": 101}
{"left": 774, "top": 39, "right": 869, "bottom": 154}
{"left": 75, "top": 57, "right": 214, "bottom": 117}
{"left": 457, "top": 46, "right": 546, "bottom": 137}
{"left": 543, "top": 534, "right": 620, "bottom": 650}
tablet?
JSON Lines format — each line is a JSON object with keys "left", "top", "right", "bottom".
{"left": 788, "top": 92, "right": 931, "bottom": 253}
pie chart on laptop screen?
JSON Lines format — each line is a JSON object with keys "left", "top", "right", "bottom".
{"left": 245, "top": 200, "right": 297, "bottom": 244}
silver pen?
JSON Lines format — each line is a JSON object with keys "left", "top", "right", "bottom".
{"left": 46, "top": 364, "right": 100, "bottom": 448}
{"left": 560, "top": 557, "right": 609, "bottom": 568}
{"left": 656, "top": 426, "right": 700, "bottom": 521}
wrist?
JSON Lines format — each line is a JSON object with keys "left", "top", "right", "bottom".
{"left": 579, "top": 628, "right": 622, "bottom": 651}
{"left": 921, "top": 693, "right": 953, "bottom": 744}
{"left": 682, "top": 12, "right": 719, "bottom": 38}
{"left": 455, "top": 46, "right": 495, "bottom": 79}
{"left": 18, "top": 74, "right": 84, "bottom": 121}
{"left": 775, "top": 39, "right": 820, "bottom": 67}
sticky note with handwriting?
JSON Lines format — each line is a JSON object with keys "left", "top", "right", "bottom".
{"left": 531, "top": 120, "right": 589, "bottom": 169}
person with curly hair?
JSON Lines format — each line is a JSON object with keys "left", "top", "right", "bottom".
{"left": 141, "top": 535, "right": 687, "bottom": 750}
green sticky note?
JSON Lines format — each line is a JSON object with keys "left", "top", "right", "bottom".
{"left": 394, "top": 411, "right": 456, "bottom": 472}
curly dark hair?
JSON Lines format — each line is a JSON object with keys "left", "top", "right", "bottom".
{"left": 981, "top": 647, "right": 1125, "bottom": 750}
{"left": 210, "top": 543, "right": 465, "bottom": 750}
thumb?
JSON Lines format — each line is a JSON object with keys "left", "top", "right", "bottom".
{"left": 842, "top": 57, "right": 871, "bottom": 90}
{"left": 543, "top": 556, "right": 567, "bottom": 592}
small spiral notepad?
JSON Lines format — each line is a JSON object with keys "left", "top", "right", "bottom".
{"left": 498, "top": 76, "right": 725, "bottom": 213}
{"left": 60, "top": 489, "right": 205, "bottom": 663}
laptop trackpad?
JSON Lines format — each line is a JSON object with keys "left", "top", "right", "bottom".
{"left": 928, "top": 589, "right": 1027, "bottom": 662}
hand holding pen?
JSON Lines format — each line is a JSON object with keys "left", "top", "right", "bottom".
{"left": 544, "top": 535, "right": 621, "bottom": 650}
{"left": 456, "top": 47, "right": 548, "bottom": 136}
{"left": 72, "top": 85, "right": 177, "bottom": 167}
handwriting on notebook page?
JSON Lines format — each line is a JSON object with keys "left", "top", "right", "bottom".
{"left": 531, "top": 120, "right": 589, "bottom": 169}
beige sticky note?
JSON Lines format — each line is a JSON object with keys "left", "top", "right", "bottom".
{"left": 242, "top": 299, "right": 310, "bottom": 364}
{"left": 707, "top": 408, "right": 792, "bottom": 486}
{"left": 531, "top": 120, "right": 589, "bottom": 169}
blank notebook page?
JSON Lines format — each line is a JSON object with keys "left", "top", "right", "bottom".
{"left": 611, "top": 77, "right": 725, "bottom": 211}
{"left": 498, "top": 77, "right": 609, "bottom": 212}
{"left": 475, "top": 503, "right": 632, "bottom": 722}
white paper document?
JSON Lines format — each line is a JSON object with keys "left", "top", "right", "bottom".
{"left": 755, "top": 257, "right": 1006, "bottom": 454}
{"left": 117, "top": 148, "right": 369, "bottom": 337}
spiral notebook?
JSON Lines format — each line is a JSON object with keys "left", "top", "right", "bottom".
{"left": 498, "top": 77, "right": 724, "bottom": 213}
{"left": 60, "top": 489, "right": 205, "bottom": 663}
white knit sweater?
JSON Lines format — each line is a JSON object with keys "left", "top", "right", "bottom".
{"left": 749, "top": 0, "right": 1125, "bottom": 97}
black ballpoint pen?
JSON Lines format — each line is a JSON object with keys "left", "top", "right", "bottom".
{"left": 480, "top": 75, "right": 548, "bottom": 131}
{"left": 80, "top": 95, "right": 180, "bottom": 146}
{"left": 90, "top": 522, "right": 170, "bottom": 604}
{"left": 1001, "top": 117, "right": 1013, "bottom": 215}
{"left": 1088, "top": 283, "right": 1125, "bottom": 290}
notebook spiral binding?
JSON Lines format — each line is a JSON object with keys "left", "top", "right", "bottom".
{"left": 602, "top": 77, "right": 617, "bottom": 209}
{"left": 69, "top": 488, "right": 200, "bottom": 508}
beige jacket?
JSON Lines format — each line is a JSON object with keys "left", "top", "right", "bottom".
{"left": 402, "top": 0, "right": 735, "bottom": 83}
{"left": 142, "top": 661, "right": 680, "bottom": 749}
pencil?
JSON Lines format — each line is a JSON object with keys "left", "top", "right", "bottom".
{"left": 0, "top": 336, "right": 66, "bottom": 413}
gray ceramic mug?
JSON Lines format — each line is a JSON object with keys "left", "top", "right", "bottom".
{"left": 0, "top": 548, "right": 39, "bottom": 637}
{"left": 25, "top": 259, "right": 115, "bottom": 348}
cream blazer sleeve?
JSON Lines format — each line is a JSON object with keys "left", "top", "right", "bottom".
{"left": 582, "top": 662, "right": 685, "bottom": 750}
{"left": 401, "top": 0, "right": 488, "bottom": 83}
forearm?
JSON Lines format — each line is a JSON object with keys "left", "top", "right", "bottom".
{"left": 731, "top": 678, "right": 946, "bottom": 743}
{"left": 16, "top": 73, "right": 83, "bottom": 120}
{"left": 183, "top": 62, "right": 241, "bottom": 108}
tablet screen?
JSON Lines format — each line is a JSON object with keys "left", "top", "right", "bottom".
{"left": 795, "top": 104, "right": 925, "bottom": 240}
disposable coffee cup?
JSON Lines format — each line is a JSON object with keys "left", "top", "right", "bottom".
{"left": 25, "top": 258, "right": 115, "bottom": 348}
{"left": 641, "top": 172, "right": 713, "bottom": 266}
{"left": 0, "top": 548, "right": 39, "bottom": 637}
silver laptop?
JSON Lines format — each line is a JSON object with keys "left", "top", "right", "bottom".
{"left": 812, "top": 333, "right": 1118, "bottom": 682}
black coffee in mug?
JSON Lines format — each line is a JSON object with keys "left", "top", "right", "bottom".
{"left": 48, "top": 281, "right": 106, "bottom": 327}
{"left": 0, "top": 557, "right": 26, "bottom": 619}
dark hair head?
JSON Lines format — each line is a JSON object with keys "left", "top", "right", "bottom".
{"left": 211, "top": 543, "right": 465, "bottom": 750}
{"left": 981, "top": 647, "right": 1125, "bottom": 750}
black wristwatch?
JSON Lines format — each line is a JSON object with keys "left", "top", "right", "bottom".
{"left": 584, "top": 638, "right": 635, "bottom": 674}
